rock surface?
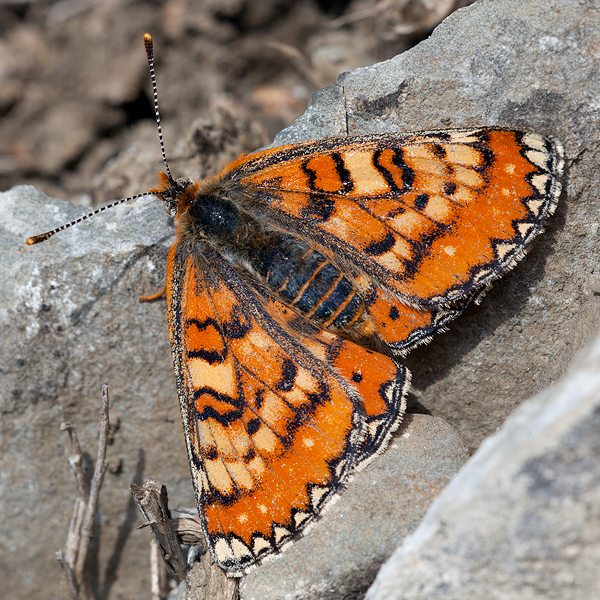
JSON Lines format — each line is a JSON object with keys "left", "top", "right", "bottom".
{"left": 366, "top": 333, "right": 600, "bottom": 600}
{"left": 1, "top": 0, "right": 599, "bottom": 598}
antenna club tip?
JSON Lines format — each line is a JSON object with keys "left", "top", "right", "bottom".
{"left": 26, "top": 234, "right": 50, "bottom": 245}
{"left": 143, "top": 33, "right": 153, "bottom": 51}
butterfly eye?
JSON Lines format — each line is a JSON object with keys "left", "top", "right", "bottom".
{"left": 162, "top": 197, "right": 179, "bottom": 216}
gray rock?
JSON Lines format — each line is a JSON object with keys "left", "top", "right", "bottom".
{"left": 0, "top": 186, "right": 191, "bottom": 599}
{"left": 366, "top": 333, "right": 600, "bottom": 600}
{"left": 1, "top": 0, "right": 599, "bottom": 598}
{"left": 239, "top": 415, "right": 469, "bottom": 600}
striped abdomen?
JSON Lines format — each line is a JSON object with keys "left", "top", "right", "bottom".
{"left": 253, "top": 234, "right": 364, "bottom": 331}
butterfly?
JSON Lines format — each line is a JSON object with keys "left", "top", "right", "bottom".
{"left": 27, "top": 34, "right": 564, "bottom": 576}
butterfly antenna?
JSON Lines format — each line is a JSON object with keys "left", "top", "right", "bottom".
{"left": 143, "top": 33, "right": 174, "bottom": 184}
{"left": 26, "top": 192, "right": 157, "bottom": 245}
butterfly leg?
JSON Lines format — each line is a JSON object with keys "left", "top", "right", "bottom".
{"left": 140, "top": 285, "right": 167, "bottom": 302}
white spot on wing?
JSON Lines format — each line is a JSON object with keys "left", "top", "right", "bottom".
{"left": 309, "top": 485, "right": 330, "bottom": 510}
{"left": 252, "top": 536, "right": 272, "bottom": 555}
{"left": 526, "top": 149, "right": 549, "bottom": 169}
{"left": 214, "top": 538, "right": 235, "bottom": 562}
{"left": 495, "top": 242, "right": 516, "bottom": 260}
{"left": 447, "top": 130, "right": 480, "bottom": 143}
{"left": 230, "top": 537, "right": 253, "bottom": 559}
{"left": 518, "top": 222, "right": 534, "bottom": 238}
{"left": 473, "top": 268, "right": 493, "bottom": 283}
{"left": 293, "top": 511, "right": 311, "bottom": 528}
{"left": 274, "top": 526, "right": 292, "bottom": 544}
{"left": 370, "top": 418, "right": 385, "bottom": 435}
{"left": 522, "top": 132, "right": 547, "bottom": 151}
{"left": 528, "top": 199, "right": 544, "bottom": 215}
{"left": 335, "top": 459, "right": 347, "bottom": 478}
{"left": 531, "top": 173, "right": 549, "bottom": 194}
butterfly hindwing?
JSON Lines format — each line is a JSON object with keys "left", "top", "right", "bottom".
{"left": 353, "top": 276, "right": 479, "bottom": 354}
{"left": 258, "top": 294, "right": 409, "bottom": 467}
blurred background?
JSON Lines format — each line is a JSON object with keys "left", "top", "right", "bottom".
{"left": 0, "top": 0, "right": 473, "bottom": 206}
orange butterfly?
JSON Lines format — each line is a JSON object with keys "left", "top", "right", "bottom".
{"left": 28, "top": 34, "right": 564, "bottom": 576}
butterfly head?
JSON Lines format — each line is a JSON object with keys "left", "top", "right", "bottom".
{"left": 149, "top": 171, "right": 199, "bottom": 217}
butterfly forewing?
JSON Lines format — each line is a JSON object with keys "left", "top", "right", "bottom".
{"left": 224, "top": 128, "right": 563, "bottom": 307}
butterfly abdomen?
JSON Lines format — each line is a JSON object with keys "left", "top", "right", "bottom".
{"left": 253, "top": 234, "right": 365, "bottom": 331}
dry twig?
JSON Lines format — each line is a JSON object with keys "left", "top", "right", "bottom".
{"left": 131, "top": 479, "right": 188, "bottom": 583}
{"left": 132, "top": 478, "right": 238, "bottom": 600}
{"left": 56, "top": 384, "right": 111, "bottom": 600}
